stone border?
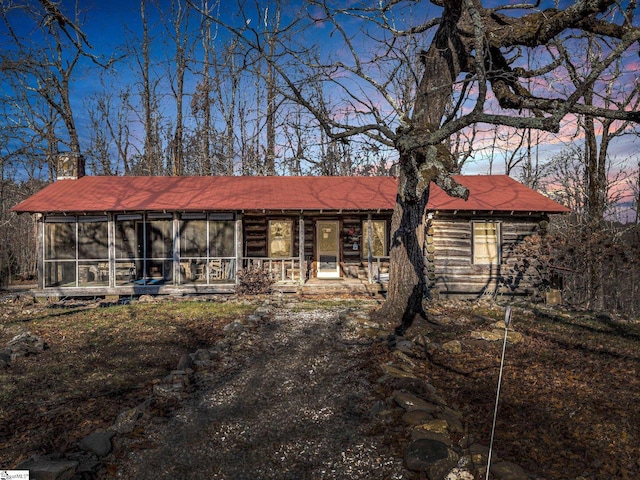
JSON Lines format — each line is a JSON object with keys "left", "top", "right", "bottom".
{"left": 341, "top": 308, "right": 531, "bottom": 480}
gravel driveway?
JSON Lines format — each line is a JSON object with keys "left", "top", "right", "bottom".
{"left": 113, "top": 304, "right": 407, "bottom": 479}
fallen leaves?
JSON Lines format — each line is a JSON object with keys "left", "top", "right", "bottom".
{"left": 408, "top": 303, "right": 640, "bottom": 479}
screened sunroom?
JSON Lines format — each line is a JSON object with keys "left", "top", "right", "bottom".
{"left": 43, "top": 213, "right": 237, "bottom": 288}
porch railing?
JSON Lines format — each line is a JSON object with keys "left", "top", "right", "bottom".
{"left": 241, "top": 257, "right": 306, "bottom": 283}
{"left": 370, "top": 256, "right": 390, "bottom": 282}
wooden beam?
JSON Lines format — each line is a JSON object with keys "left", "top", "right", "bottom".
{"left": 299, "top": 214, "right": 305, "bottom": 286}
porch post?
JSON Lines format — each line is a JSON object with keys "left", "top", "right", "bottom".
{"left": 108, "top": 213, "right": 116, "bottom": 288}
{"left": 235, "top": 213, "right": 243, "bottom": 285}
{"left": 298, "top": 213, "right": 305, "bottom": 286}
{"left": 36, "top": 214, "right": 44, "bottom": 289}
{"left": 367, "top": 213, "right": 373, "bottom": 284}
{"left": 173, "top": 213, "right": 180, "bottom": 285}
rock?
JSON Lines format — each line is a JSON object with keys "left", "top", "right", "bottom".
{"left": 506, "top": 331, "right": 524, "bottom": 344}
{"left": 176, "top": 353, "right": 194, "bottom": 370}
{"left": 471, "top": 329, "right": 524, "bottom": 344}
{"left": 423, "top": 389, "right": 448, "bottom": 407}
{"left": 470, "top": 330, "right": 503, "bottom": 342}
{"left": 344, "top": 316, "right": 380, "bottom": 329}
{"left": 394, "top": 391, "right": 435, "bottom": 411}
{"left": 7, "top": 331, "right": 46, "bottom": 357}
{"left": 381, "top": 364, "right": 417, "bottom": 379}
{"left": 0, "top": 349, "right": 11, "bottom": 363}
{"left": 253, "top": 306, "right": 271, "bottom": 316}
{"left": 77, "top": 431, "right": 114, "bottom": 457}
{"left": 404, "top": 438, "right": 459, "bottom": 478}
{"left": 66, "top": 451, "right": 101, "bottom": 475}
{"left": 113, "top": 401, "right": 149, "bottom": 434}
{"left": 137, "top": 294, "right": 155, "bottom": 303}
{"left": 153, "top": 383, "right": 184, "bottom": 399}
{"left": 395, "top": 339, "right": 415, "bottom": 353}
{"left": 490, "top": 461, "right": 528, "bottom": 480}
{"left": 413, "top": 418, "right": 449, "bottom": 434}
{"left": 442, "top": 340, "right": 462, "bottom": 354}
{"left": 193, "top": 349, "right": 210, "bottom": 361}
{"left": 436, "top": 411, "right": 464, "bottom": 433}
{"left": 16, "top": 457, "right": 78, "bottom": 480}
{"left": 223, "top": 321, "right": 245, "bottom": 333}
{"left": 403, "top": 409, "right": 436, "bottom": 425}
{"left": 445, "top": 467, "right": 475, "bottom": 480}
{"left": 392, "top": 350, "right": 416, "bottom": 368}
{"left": 469, "top": 443, "right": 490, "bottom": 465}
{"left": 410, "top": 429, "right": 453, "bottom": 446}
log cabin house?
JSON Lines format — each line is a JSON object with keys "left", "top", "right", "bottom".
{"left": 11, "top": 157, "right": 569, "bottom": 298}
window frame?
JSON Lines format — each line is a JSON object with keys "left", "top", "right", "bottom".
{"left": 268, "top": 219, "right": 294, "bottom": 258}
{"left": 362, "top": 219, "right": 387, "bottom": 258}
{"left": 472, "top": 221, "right": 501, "bottom": 265}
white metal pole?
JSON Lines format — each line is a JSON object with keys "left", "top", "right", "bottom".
{"left": 486, "top": 306, "right": 512, "bottom": 480}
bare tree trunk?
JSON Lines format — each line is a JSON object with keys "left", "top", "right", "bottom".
{"left": 264, "top": 7, "right": 279, "bottom": 176}
{"left": 140, "top": 0, "right": 156, "bottom": 174}
{"left": 200, "top": 0, "right": 212, "bottom": 175}
{"left": 375, "top": 1, "right": 468, "bottom": 330}
{"left": 381, "top": 171, "right": 429, "bottom": 334}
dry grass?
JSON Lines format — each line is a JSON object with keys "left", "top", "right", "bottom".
{"left": 0, "top": 297, "right": 254, "bottom": 468}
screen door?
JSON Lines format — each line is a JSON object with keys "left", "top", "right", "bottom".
{"left": 316, "top": 221, "right": 340, "bottom": 278}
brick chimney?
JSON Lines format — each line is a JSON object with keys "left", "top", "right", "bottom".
{"left": 56, "top": 152, "right": 85, "bottom": 180}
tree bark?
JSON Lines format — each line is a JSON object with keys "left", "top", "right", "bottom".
{"left": 374, "top": 0, "right": 469, "bottom": 330}
{"left": 376, "top": 167, "right": 430, "bottom": 334}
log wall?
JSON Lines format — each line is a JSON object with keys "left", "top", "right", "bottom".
{"left": 428, "top": 214, "right": 548, "bottom": 298}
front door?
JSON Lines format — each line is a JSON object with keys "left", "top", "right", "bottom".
{"left": 316, "top": 221, "right": 340, "bottom": 278}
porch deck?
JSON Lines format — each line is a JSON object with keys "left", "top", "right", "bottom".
{"left": 23, "top": 277, "right": 387, "bottom": 300}
{"left": 274, "top": 277, "right": 387, "bottom": 296}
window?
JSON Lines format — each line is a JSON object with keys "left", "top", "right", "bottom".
{"left": 363, "top": 220, "right": 387, "bottom": 257}
{"left": 268, "top": 220, "right": 293, "bottom": 258}
{"left": 44, "top": 216, "right": 109, "bottom": 287}
{"left": 145, "top": 214, "right": 173, "bottom": 282}
{"left": 178, "top": 213, "right": 236, "bottom": 284}
{"left": 77, "top": 217, "right": 109, "bottom": 287}
{"left": 473, "top": 222, "right": 500, "bottom": 264}
{"left": 115, "top": 215, "right": 144, "bottom": 285}
{"left": 210, "top": 219, "right": 235, "bottom": 257}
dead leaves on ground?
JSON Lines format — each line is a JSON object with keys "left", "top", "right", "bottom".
{"left": 409, "top": 305, "right": 640, "bottom": 479}
{"left": 0, "top": 299, "right": 252, "bottom": 469}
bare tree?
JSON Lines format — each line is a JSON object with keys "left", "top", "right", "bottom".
{"left": 193, "top": 0, "right": 640, "bottom": 329}
{"left": 0, "top": 0, "right": 97, "bottom": 175}
{"left": 156, "top": 0, "right": 195, "bottom": 176}
{"left": 131, "top": 0, "right": 165, "bottom": 175}
{"left": 631, "top": 160, "right": 640, "bottom": 224}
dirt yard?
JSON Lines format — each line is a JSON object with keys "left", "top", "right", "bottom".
{"left": 1, "top": 294, "right": 639, "bottom": 479}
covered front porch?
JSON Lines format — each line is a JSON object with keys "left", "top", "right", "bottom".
{"left": 35, "top": 210, "right": 390, "bottom": 297}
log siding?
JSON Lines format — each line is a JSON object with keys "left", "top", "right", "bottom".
{"left": 429, "top": 213, "right": 548, "bottom": 299}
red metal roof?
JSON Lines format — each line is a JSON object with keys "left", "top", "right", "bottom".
{"left": 11, "top": 175, "right": 569, "bottom": 214}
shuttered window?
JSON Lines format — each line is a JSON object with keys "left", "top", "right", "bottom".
{"left": 473, "top": 222, "right": 500, "bottom": 264}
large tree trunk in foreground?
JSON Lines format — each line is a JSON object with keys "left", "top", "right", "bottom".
{"left": 373, "top": 1, "right": 468, "bottom": 332}
{"left": 379, "top": 170, "right": 430, "bottom": 335}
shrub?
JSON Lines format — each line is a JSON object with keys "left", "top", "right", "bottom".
{"left": 236, "top": 266, "right": 275, "bottom": 295}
